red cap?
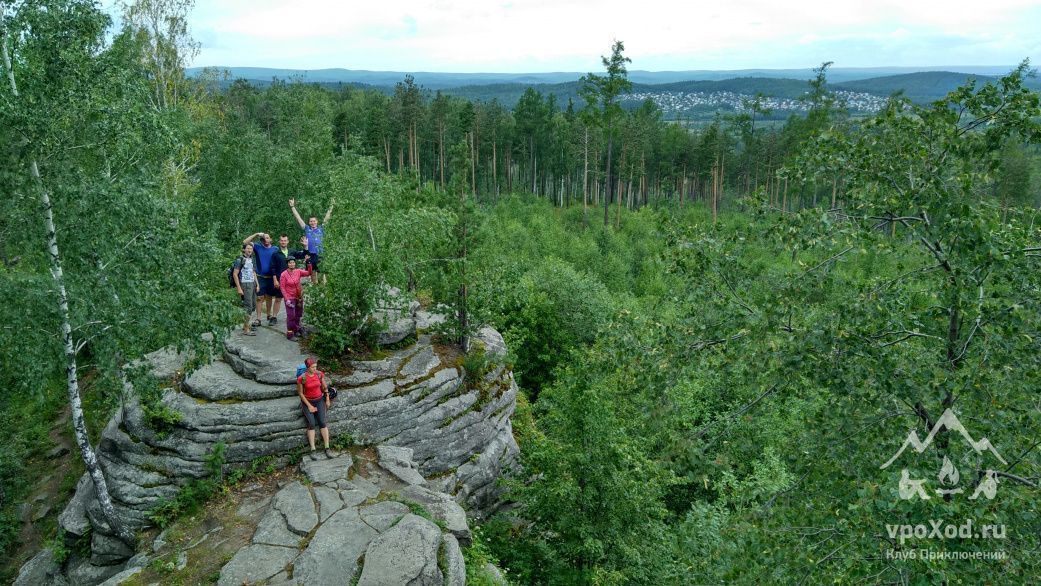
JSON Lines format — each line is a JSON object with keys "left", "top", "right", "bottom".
{"left": 305, "top": 357, "right": 317, "bottom": 367}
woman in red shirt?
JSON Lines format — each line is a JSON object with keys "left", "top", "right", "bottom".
{"left": 279, "top": 257, "right": 312, "bottom": 340}
{"left": 297, "top": 357, "right": 332, "bottom": 460}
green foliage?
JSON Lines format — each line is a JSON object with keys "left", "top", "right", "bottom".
{"left": 331, "top": 433, "right": 355, "bottom": 452}
{"left": 463, "top": 523, "right": 512, "bottom": 586}
{"left": 306, "top": 154, "right": 455, "bottom": 356}
{"left": 47, "top": 529, "right": 70, "bottom": 565}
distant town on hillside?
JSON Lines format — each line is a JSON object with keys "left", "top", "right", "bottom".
{"left": 188, "top": 65, "right": 1041, "bottom": 121}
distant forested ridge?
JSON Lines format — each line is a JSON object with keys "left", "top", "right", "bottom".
{"left": 192, "top": 66, "right": 1041, "bottom": 120}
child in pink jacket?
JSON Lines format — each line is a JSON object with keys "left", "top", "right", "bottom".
{"left": 279, "top": 257, "right": 312, "bottom": 340}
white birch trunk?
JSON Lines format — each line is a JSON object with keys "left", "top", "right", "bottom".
{"left": 2, "top": 21, "right": 134, "bottom": 544}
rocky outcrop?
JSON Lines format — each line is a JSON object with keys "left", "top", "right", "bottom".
{"left": 31, "top": 306, "right": 519, "bottom": 585}
{"left": 218, "top": 452, "right": 469, "bottom": 586}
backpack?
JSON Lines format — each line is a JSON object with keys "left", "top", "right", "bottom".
{"left": 227, "top": 256, "right": 247, "bottom": 289}
{"left": 296, "top": 367, "right": 336, "bottom": 399}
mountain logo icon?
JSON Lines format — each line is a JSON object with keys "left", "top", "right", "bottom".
{"left": 880, "top": 409, "right": 1006, "bottom": 500}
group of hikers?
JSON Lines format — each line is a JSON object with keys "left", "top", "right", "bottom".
{"left": 231, "top": 199, "right": 338, "bottom": 459}
{"left": 231, "top": 199, "right": 333, "bottom": 339}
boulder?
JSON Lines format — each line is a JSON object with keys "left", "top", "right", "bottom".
{"left": 96, "top": 565, "right": 143, "bottom": 586}
{"left": 359, "top": 500, "right": 409, "bottom": 532}
{"left": 356, "top": 514, "right": 443, "bottom": 586}
{"left": 475, "top": 326, "right": 508, "bottom": 357}
{"left": 370, "top": 286, "right": 420, "bottom": 346}
{"left": 272, "top": 481, "right": 317, "bottom": 536}
{"left": 441, "top": 533, "right": 466, "bottom": 586}
{"left": 66, "top": 557, "right": 123, "bottom": 586}
{"left": 400, "top": 484, "right": 471, "bottom": 543}
{"left": 252, "top": 507, "right": 301, "bottom": 548}
{"left": 13, "top": 549, "right": 67, "bottom": 586}
{"left": 312, "top": 485, "right": 343, "bottom": 523}
{"left": 58, "top": 474, "right": 93, "bottom": 537}
{"left": 90, "top": 531, "right": 135, "bottom": 566}
{"left": 376, "top": 444, "right": 427, "bottom": 485}
{"left": 291, "top": 508, "right": 375, "bottom": 585}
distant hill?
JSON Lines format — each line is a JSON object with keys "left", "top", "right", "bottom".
{"left": 835, "top": 70, "right": 1041, "bottom": 102}
{"left": 191, "top": 66, "right": 1041, "bottom": 121}
{"left": 188, "top": 65, "right": 1027, "bottom": 89}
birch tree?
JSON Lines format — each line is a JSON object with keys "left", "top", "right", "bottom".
{"left": 1, "top": 0, "right": 227, "bottom": 544}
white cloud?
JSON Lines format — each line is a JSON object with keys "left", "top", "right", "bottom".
{"left": 182, "top": 0, "right": 1041, "bottom": 70}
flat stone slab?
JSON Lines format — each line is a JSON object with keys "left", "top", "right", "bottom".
{"left": 252, "top": 508, "right": 300, "bottom": 548}
{"left": 300, "top": 453, "right": 353, "bottom": 484}
{"left": 337, "top": 488, "right": 367, "bottom": 509}
{"left": 218, "top": 544, "right": 297, "bottom": 586}
{"left": 377, "top": 445, "right": 427, "bottom": 485}
{"left": 312, "top": 485, "right": 343, "bottom": 523}
{"left": 357, "top": 514, "right": 443, "bottom": 586}
{"left": 401, "top": 485, "right": 471, "bottom": 543}
{"left": 359, "top": 500, "right": 409, "bottom": 532}
{"left": 183, "top": 361, "right": 296, "bottom": 401}
{"left": 341, "top": 474, "right": 381, "bottom": 499}
{"left": 292, "top": 508, "right": 376, "bottom": 586}
{"left": 224, "top": 326, "right": 307, "bottom": 384}
{"left": 272, "top": 481, "right": 317, "bottom": 536}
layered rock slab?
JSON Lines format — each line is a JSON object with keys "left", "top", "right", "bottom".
{"left": 38, "top": 306, "right": 516, "bottom": 584}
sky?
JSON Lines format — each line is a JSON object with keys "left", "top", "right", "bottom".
{"left": 120, "top": 0, "right": 1041, "bottom": 72}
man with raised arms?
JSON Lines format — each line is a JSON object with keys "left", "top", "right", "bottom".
{"left": 290, "top": 198, "right": 333, "bottom": 283}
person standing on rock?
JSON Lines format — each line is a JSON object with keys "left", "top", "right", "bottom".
{"left": 270, "top": 234, "right": 292, "bottom": 317}
{"left": 279, "top": 257, "right": 312, "bottom": 340}
{"left": 298, "top": 357, "right": 333, "bottom": 459}
{"left": 233, "top": 243, "right": 260, "bottom": 336}
{"left": 243, "top": 232, "right": 279, "bottom": 325}
{"left": 289, "top": 198, "right": 333, "bottom": 284}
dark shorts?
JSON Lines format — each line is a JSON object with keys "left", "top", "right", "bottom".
{"left": 258, "top": 275, "right": 277, "bottom": 296}
{"left": 301, "top": 397, "right": 327, "bottom": 430}
{"left": 308, "top": 253, "right": 321, "bottom": 272}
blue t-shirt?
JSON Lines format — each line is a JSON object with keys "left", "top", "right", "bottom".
{"left": 305, "top": 226, "right": 325, "bottom": 254}
{"left": 253, "top": 243, "right": 277, "bottom": 275}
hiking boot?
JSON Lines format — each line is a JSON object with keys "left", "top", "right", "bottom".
{"left": 324, "top": 449, "right": 335, "bottom": 459}
{"left": 268, "top": 316, "right": 277, "bottom": 325}
{"left": 308, "top": 450, "right": 319, "bottom": 461}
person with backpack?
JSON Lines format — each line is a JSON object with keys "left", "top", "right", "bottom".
{"left": 297, "top": 357, "right": 333, "bottom": 460}
{"left": 279, "top": 256, "right": 312, "bottom": 340}
{"left": 232, "top": 243, "right": 261, "bottom": 336}
{"left": 243, "top": 232, "right": 279, "bottom": 325}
